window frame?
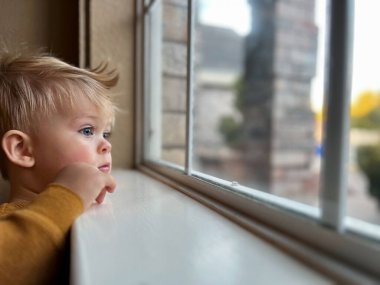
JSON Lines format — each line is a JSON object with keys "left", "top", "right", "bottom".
{"left": 135, "top": 0, "right": 380, "bottom": 280}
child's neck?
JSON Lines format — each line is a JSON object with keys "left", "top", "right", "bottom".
{"left": 9, "top": 175, "right": 39, "bottom": 203}
{"left": 9, "top": 186, "right": 38, "bottom": 203}
{"left": 7, "top": 166, "right": 46, "bottom": 203}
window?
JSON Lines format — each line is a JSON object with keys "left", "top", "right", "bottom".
{"left": 136, "top": 0, "right": 380, "bottom": 279}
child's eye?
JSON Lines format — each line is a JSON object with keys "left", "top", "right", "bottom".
{"left": 79, "top": 127, "right": 94, "bottom": 137}
{"left": 103, "top": 132, "right": 111, "bottom": 140}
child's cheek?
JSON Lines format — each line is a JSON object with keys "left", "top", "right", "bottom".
{"left": 74, "top": 152, "right": 94, "bottom": 165}
{"left": 64, "top": 146, "right": 95, "bottom": 165}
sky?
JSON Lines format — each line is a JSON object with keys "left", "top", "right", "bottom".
{"left": 199, "top": 0, "right": 380, "bottom": 112}
{"left": 199, "top": 0, "right": 251, "bottom": 36}
{"left": 351, "top": 0, "right": 380, "bottom": 100}
{"left": 313, "top": 0, "right": 380, "bottom": 111}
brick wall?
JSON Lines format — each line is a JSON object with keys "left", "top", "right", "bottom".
{"left": 271, "top": 0, "right": 318, "bottom": 196}
{"left": 240, "top": 0, "right": 318, "bottom": 194}
{"left": 161, "top": 0, "right": 188, "bottom": 165}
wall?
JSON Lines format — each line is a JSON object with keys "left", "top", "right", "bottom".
{"left": 91, "top": 0, "right": 135, "bottom": 168}
{"left": 161, "top": 0, "right": 188, "bottom": 165}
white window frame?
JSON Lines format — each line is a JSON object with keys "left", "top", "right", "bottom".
{"left": 135, "top": 0, "right": 380, "bottom": 280}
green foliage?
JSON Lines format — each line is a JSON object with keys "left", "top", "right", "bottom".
{"left": 219, "top": 77, "right": 245, "bottom": 147}
{"left": 351, "top": 92, "right": 380, "bottom": 204}
{"left": 357, "top": 144, "right": 380, "bottom": 205}
{"left": 351, "top": 108, "right": 380, "bottom": 130}
{"left": 233, "top": 77, "right": 247, "bottom": 111}
{"left": 218, "top": 116, "right": 242, "bottom": 146}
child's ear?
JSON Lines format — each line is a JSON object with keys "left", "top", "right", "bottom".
{"left": 1, "top": 130, "right": 35, "bottom": 168}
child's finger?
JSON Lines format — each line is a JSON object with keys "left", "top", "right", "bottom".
{"left": 105, "top": 186, "right": 115, "bottom": 193}
{"left": 95, "top": 189, "right": 107, "bottom": 204}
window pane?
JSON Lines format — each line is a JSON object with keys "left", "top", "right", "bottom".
{"left": 144, "top": 0, "right": 188, "bottom": 167}
{"left": 192, "top": 0, "right": 326, "bottom": 206}
{"left": 348, "top": 0, "right": 380, "bottom": 226}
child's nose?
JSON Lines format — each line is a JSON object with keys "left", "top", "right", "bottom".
{"left": 98, "top": 138, "right": 112, "bottom": 154}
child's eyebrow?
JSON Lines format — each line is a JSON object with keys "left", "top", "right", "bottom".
{"left": 70, "top": 113, "right": 104, "bottom": 121}
{"left": 71, "top": 115, "right": 112, "bottom": 128}
{"left": 71, "top": 113, "right": 99, "bottom": 120}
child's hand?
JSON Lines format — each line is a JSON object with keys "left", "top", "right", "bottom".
{"left": 52, "top": 163, "right": 116, "bottom": 210}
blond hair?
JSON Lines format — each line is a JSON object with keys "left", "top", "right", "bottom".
{"left": 0, "top": 53, "right": 118, "bottom": 179}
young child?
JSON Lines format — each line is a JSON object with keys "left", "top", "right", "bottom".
{"left": 0, "top": 53, "right": 118, "bottom": 285}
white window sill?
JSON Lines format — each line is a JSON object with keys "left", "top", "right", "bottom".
{"left": 70, "top": 169, "right": 335, "bottom": 285}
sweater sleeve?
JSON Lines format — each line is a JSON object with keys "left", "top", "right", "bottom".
{"left": 0, "top": 184, "right": 84, "bottom": 285}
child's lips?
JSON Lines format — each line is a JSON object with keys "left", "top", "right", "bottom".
{"left": 98, "top": 163, "right": 111, "bottom": 173}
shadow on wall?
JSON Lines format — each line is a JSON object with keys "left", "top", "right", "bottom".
{"left": 0, "top": 179, "right": 10, "bottom": 203}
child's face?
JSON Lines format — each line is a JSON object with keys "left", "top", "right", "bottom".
{"left": 30, "top": 98, "right": 113, "bottom": 191}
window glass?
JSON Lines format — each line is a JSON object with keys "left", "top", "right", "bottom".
{"left": 144, "top": 0, "right": 188, "bottom": 167}
{"left": 192, "top": 0, "right": 325, "bottom": 206}
{"left": 348, "top": 0, "right": 380, "bottom": 226}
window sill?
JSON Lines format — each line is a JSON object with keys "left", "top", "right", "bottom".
{"left": 70, "top": 169, "right": 355, "bottom": 285}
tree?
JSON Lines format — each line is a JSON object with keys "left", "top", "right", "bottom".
{"left": 352, "top": 90, "right": 380, "bottom": 205}
{"left": 351, "top": 90, "right": 380, "bottom": 128}
{"left": 357, "top": 145, "right": 380, "bottom": 207}
{"left": 218, "top": 77, "right": 245, "bottom": 147}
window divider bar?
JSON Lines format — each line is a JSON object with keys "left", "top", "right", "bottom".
{"left": 320, "top": 0, "right": 354, "bottom": 232}
{"left": 143, "top": 13, "right": 151, "bottom": 161}
{"left": 135, "top": 0, "right": 144, "bottom": 166}
{"left": 144, "top": 0, "right": 158, "bottom": 14}
{"left": 185, "top": 0, "right": 194, "bottom": 175}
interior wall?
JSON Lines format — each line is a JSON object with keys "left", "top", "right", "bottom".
{"left": 0, "top": 0, "right": 50, "bottom": 53}
{"left": 91, "top": 0, "right": 135, "bottom": 169}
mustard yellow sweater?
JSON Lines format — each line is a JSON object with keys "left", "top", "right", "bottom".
{"left": 0, "top": 184, "right": 84, "bottom": 285}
